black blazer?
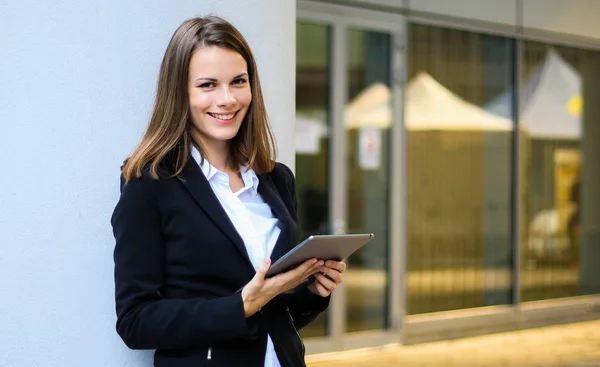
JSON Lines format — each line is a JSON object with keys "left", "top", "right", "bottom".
{"left": 111, "top": 159, "right": 330, "bottom": 367}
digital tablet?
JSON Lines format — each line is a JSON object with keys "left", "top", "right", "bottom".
{"left": 266, "top": 233, "right": 374, "bottom": 277}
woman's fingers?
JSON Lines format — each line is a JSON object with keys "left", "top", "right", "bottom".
{"left": 306, "top": 261, "right": 324, "bottom": 277}
{"left": 304, "top": 258, "right": 324, "bottom": 273}
{"left": 290, "top": 258, "right": 323, "bottom": 280}
{"left": 312, "top": 279, "right": 330, "bottom": 297}
{"left": 325, "top": 260, "right": 347, "bottom": 273}
{"left": 263, "top": 258, "right": 349, "bottom": 297}
{"left": 314, "top": 273, "right": 337, "bottom": 292}
{"left": 268, "top": 258, "right": 322, "bottom": 293}
{"left": 318, "top": 266, "right": 343, "bottom": 284}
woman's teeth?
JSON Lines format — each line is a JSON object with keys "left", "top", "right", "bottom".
{"left": 209, "top": 112, "right": 236, "bottom": 120}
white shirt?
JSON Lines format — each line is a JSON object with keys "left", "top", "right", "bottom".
{"left": 192, "top": 147, "right": 282, "bottom": 367}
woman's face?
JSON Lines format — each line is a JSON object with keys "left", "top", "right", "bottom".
{"left": 187, "top": 46, "right": 252, "bottom": 150}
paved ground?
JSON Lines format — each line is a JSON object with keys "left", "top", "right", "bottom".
{"left": 306, "top": 320, "right": 600, "bottom": 367}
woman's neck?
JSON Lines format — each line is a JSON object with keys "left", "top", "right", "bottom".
{"left": 206, "top": 151, "right": 233, "bottom": 172}
{"left": 196, "top": 139, "right": 233, "bottom": 172}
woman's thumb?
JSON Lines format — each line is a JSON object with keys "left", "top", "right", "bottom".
{"left": 256, "top": 258, "right": 271, "bottom": 279}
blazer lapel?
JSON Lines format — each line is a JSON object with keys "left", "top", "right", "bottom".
{"left": 258, "top": 174, "right": 294, "bottom": 263}
{"left": 178, "top": 158, "right": 253, "bottom": 267}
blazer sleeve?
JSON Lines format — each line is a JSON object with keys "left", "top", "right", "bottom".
{"left": 111, "top": 173, "right": 257, "bottom": 350}
{"left": 275, "top": 163, "right": 331, "bottom": 329}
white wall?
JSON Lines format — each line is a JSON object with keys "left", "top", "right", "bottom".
{"left": 0, "top": 1, "right": 295, "bottom": 366}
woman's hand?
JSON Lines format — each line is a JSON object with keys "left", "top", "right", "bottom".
{"left": 241, "top": 258, "right": 323, "bottom": 317}
{"left": 307, "top": 260, "right": 347, "bottom": 297}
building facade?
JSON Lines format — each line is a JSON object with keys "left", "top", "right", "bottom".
{"left": 2, "top": 0, "right": 600, "bottom": 366}
{"left": 295, "top": 0, "right": 600, "bottom": 355}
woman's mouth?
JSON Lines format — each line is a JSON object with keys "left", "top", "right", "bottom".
{"left": 207, "top": 111, "right": 238, "bottom": 122}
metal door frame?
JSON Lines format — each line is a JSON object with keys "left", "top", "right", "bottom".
{"left": 298, "top": 0, "right": 407, "bottom": 353}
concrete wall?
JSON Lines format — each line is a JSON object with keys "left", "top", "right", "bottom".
{"left": 410, "top": 0, "right": 518, "bottom": 27}
{"left": 522, "top": 0, "right": 600, "bottom": 40}
{"left": 332, "top": 0, "right": 600, "bottom": 43}
{"left": 0, "top": 1, "right": 295, "bottom": 366}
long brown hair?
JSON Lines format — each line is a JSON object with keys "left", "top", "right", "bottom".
{"left": 122, "top": 16, "right": 277, "bottom": 182}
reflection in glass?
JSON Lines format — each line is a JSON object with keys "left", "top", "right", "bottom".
{"left": 345, "top": 28, "right": 390, "bottom": 332}
{"left": 406, "top": 24, "right": 515, "bottom": 314}
{"left": 518, "top": 43, "right": 600, "bottom": 301}
{"left": 295, "top": 22, "right": 330, "bottom": 337}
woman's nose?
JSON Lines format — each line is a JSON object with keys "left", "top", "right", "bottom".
{"left": 217, "top": 87, "right": 237, "bottom": 106}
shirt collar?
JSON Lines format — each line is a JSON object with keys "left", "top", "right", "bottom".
{"left": 191, "top": 146, "right": 259, "bottom": 193}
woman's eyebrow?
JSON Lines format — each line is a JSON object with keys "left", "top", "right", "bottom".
{"left": 194, "top": 73, "right": 248, "bottom": 83}
{"left": 194, "top": 77, "right": 217, "bottom": 82}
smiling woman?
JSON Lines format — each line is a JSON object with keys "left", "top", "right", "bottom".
{"left": 121, "top": 16, "right": 276, "bottom": 181}
{"left": 187, "top": 47, "right": 252, "bottom": 160}
{"left": 111, "top": 15, "right": 346, "bottom": 367}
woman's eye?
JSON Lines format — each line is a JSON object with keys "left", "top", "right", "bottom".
{"left": 233, "top": 79, "right": 247, "bottom": 85}
{"left": 199, "top": 82, "right": 216, "bottom": 88}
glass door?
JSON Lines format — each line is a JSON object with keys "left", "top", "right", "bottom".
{"left": 297, "top": 0, "right": 406, "bottom": 353}
{"left": 345, "top": 27, "right": 392, "bottom": 333}
{"left": 295, "top": 20, "right": 331, "bottom": 338}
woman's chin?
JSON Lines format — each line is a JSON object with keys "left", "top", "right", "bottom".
{"left": 212, "top": 128, "right": 242, "bottom": 142}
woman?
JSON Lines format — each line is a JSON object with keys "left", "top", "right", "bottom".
{"left": 111, "top": 16, "right": 346, "bottom": 367}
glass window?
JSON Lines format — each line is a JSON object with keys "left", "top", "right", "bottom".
{"left": 406, "top": 24, "right": 515, "bottom": 314}
{"left": 345, "top": 28, "right": 391, "bottom": 332}
{"left": 520, "top": 42, "right": 600, "bottom": 301}
{"left": 295, "top": 21, "right": 330, "bottom": 337}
